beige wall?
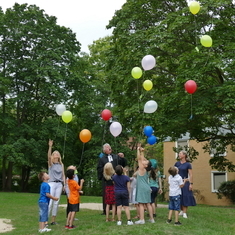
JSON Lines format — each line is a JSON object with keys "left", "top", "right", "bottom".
{"left": 163, "top": 140, "right": 235, "bottom": 206}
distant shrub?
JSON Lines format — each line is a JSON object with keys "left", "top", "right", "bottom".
{"left": 217, "top": 180, "right": 235, "bottom": 204}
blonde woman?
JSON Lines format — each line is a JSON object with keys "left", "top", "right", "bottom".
{"left": 103, "top": 162, "right": 116, "bottom": 222}
{"left": 47, "top": 139, "right": 65, "bottom": 225}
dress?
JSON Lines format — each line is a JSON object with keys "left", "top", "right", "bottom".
{"left": 105, "top": 179, "right": 115, "bottom": 205}
{"left": 174, "top": 161, "right": 196, "bottom": 207}
{"left": 136, "top": 171, "right": 151, "bottom": 203}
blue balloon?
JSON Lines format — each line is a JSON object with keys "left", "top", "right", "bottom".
{"left": 147, "top": 135, "right": 158, "bottom": 145}
{"left": 144, "top": 126, "right": 153, "bottom": 137}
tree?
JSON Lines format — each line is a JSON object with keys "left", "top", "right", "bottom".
{"left": 104, "top": 0, "right": 235, "bottom": 171}
{"left": 0, "top": 3, "right": 81, "bottom": 190}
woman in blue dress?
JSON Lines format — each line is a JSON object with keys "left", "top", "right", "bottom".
{"left": 175, "top": 150, "right": 196, "bottom": 218}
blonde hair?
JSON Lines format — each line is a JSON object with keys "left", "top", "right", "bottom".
{"left": 51, "top": 150, "right": 62, "bottom": 164}
{"left": 103, "top": 162, "right": 115, "bottom": 180}
{"left": 180, "top": 150, "right": 190, "bottom": 162}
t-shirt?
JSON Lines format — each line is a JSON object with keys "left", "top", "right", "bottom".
{"left": 174, "top": 161, "right": 192, "bottom": 179}
{"left": 38, "top": 182, "right": 50, "bottom": 204}
{"left": 68, "top": 179, "right": 81, "bottom": 204}
{"left": 168, "top": 174, "right": 183, "bottom": 196}
{"left": 149, "top": 171, "right": 161, "bottom": 188}
{"left": 112, "top": 175, "right": 130, "bottom": 192}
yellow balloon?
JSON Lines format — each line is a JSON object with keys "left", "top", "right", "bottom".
{"left": 200, "top": 35, "right": 213, "bottom": 47}
{"left": 143, "top": 80, "right": 153, "bottom": 91}
{"left": 131, "top": 67, "right": 143, "bottom": 79}
{"left": 62, "top": 110, "right": 73, "bottom": 123}
{"left": 189, "top": 1, "right": 200, "bottom": 15}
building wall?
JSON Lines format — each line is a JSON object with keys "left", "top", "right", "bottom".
{"left": 163, "top": 140, "right": 235, "bottom": 206}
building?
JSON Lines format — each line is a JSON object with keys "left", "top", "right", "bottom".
{"left": 163, "top": 134, "right": 235, "bottom": 206}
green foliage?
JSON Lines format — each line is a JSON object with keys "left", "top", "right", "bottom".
{"left": 217, "top": 180, "right": 235, "bottom": 204}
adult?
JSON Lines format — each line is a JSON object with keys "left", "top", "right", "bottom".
{"left": 47, "top": 139, "right": 65, "bottom": 225}
{"left": 174, "top": 150, "right": 196, "bottom": 218}
{"left": 97, "top": 143, "right": 127, "bottom": 215}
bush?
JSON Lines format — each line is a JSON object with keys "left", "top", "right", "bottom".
{"left": 217, "top": 180, "right": 235, "bottom": 204}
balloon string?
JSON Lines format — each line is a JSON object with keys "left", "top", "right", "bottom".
{"left": 101, "top": 121, "right": 107, "bottom": 151}
{"left": 194, "top": 15, "right": 198, "bottom": 46}
{"left": 78, "top": 142, "right": 85, "bottom": 168}
{"left": 62, "top": 123, "right": 67, "bottom": 159}
{"left": 54, "top": 116, "right": 61, "bottom": 141}
{"left": 191, "top": 94, "right": 193, "bottom": 117}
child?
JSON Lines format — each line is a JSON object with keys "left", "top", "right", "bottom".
{"left": 135, "top": 147, "right": 154, "bottom": 224}
{"left": 149, "top": 165, "right": 162, "bottom": 217}
{"left": 103, "top": 162, "right": 116, "bottom": 222}
{"left": 38, "top": 172, "right": 58, "bottom": 233}
{"left": 65, "top": 169, "right": 84, "bottom": 229}
{"left": 112, "top": 165, "right": 133, "bottom": 226}
{"left": 65, "top": 165, "right": 80, "bottom": 219}
{"left": 167, "top": 166, "right": 186, "bottom": 226}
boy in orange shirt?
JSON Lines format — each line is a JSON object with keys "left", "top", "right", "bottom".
{"left": 65, "top": 169, "right": 84, "bottom": 229}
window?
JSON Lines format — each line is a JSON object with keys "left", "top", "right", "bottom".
{"left": 175, "top": 140, "right": 188, "bottom": 159}
{"left": 211, "top": 171, "right": 227, "bottom": 192}
{"left": 209, "top": 140, "right": 227, "bottom": 157}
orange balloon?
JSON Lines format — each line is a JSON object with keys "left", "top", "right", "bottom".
{"left": 79, "top": 129, "right": 92, "bottom": 143}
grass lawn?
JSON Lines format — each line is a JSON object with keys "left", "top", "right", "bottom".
{"left": 0, "top": 192, "right": 234, "bottom": 235}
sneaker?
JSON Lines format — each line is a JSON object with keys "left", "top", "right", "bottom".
{"left": 127, "top": 220, "right": 133, "bottom": 225}
{"left": 65, "top": 225, "right": 69, "bottom": 229}
{"left": 179, "top": 211, "right": 183, "bottom": 216}
{"left": 117, "top": 221, "right": 122, "bottom": 226}
{"left": 50, "top": 222, "right": 58, "bottom": 225}
{"left": 148, "top": 219, "right": 155, "bottom": 223}
{"left": 135, "top": 220, "right": 145, "bottom": 224}
{"left": 174, "top": 221, "right": 182, "bottom": 226}
{"left": 183, "top": 213, "right": 188, "bottom": 218}
{"left": 68, "top": 225, "right": 76, "bottom": 230}
{"left": 39, "top": 228, "right": 51, "bottom": 233}
{"left": 166, "top": 219, "right": 172, "bottom": 224}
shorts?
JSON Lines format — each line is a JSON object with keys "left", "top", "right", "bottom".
{"left": 150, "top": 187, "right": 159, "bottom": 204}
{"left": 39, "top": 202, "right": 48, "bottom": 222}
{"left": 68, "top": 203, "right": 79, "bottom": 212}
{"left": 169, "top": 195, "right": 181, "bottom": 211}
{"left": 115, "top": 191, "right": 129, "bottom": 207}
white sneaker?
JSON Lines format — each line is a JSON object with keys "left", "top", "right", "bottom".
{"left": 39, "top": 228, "right": 51, "bottom": 233}
{"left": 179, "top": 211, "right": 183, "bottom": 216}
{"left": 183, "top": 213, "right": 188, "bottom": 218}
{"left": 135, "top": 220, "right": 145, "bottom": 224}
{"left": 148, "top": 219, "right": 155, "bottom": 223}
{"left": 117, "top": 221, "right": 122, "bottom": 226}
{"left": 127, "top": 220, "right": 133, "bottom": 225}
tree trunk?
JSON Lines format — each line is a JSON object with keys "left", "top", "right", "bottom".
{"left": 5, "top": 161, "right": 13, "bottom": 191}
{"left": 1, "top": 156, "right": 6, "bottom": 190}
{"left": 21, "top": 165, "right": 31, "bottom": 192}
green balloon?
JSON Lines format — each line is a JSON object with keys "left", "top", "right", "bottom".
{"left": 200, "top": 35, "right": 212, "bottom": 47}
{"left": 131, "top": 67, "right": 143, "bottom": 79}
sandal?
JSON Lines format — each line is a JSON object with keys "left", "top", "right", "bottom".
{"left": 50, "top": 222, "right": 58, "bottom": 225}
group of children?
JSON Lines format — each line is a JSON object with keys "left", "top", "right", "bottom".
{"left": 38, "top": 146, "right": 187, "bottom": 232}
{"left": 38, "top": 166, "right": 84, "bottom": 233}
{"left": 103, "top": 147, "right": 164, "bottom": 226}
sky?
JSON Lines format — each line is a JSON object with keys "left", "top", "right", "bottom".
{"left": 0, "top": 0, "right": 127, "bottom": 53}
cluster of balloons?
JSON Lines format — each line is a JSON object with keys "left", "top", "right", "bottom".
{"left": 189, "top": 1, "right": 213, "bottom": 48}
{"left": 56, "top": 104, "right": 92, "bottom": 143}
{"left": 56, "top": 104, "right": 73, "bottom": 123}
{"left": 101, "top": 109, "right": 123, "bottom": 137}
{"left": 143, "top": 126, "right": 158, "bottom": 145}
{"left": 131, "top": 54, "right": 156, "bottom": 92}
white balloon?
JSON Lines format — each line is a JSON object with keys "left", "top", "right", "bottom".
{"left": 109, "top": 122, "right": 122, "bottom": 137}
{"left": 56, "top": 104, "right": 66, "bottom": 116}
{"left": 144, "top": 100, "right": 158, "bottom": 113}
{"left": 141, "top": 55, "right": 156, "bottom": 71}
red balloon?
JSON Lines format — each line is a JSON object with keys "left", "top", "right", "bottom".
{"left": 101, "top": 109, "right": 112, "bottom": 121}
{"left": 184, "top": 80, "right": 197, "bottom": 94}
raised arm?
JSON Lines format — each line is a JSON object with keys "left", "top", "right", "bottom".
{"left": 48, "top": 139, "right": 53, "bottom": 167}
